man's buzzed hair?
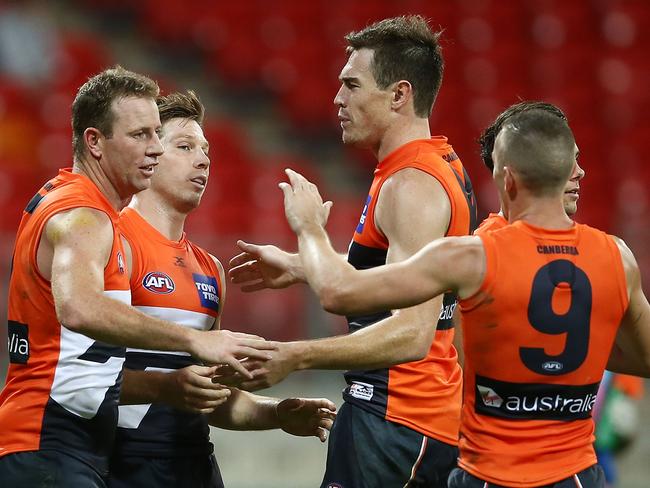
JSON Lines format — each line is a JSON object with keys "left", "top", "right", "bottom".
{"left": 479, "top": 101, "right": 567, "bottom": 172}
{"left": 495, "top": 109, "right": 575, "bottom": 197}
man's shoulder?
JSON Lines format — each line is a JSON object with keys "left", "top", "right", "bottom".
{"left": 475, "top": 213, "right": 507, "bottom": 236}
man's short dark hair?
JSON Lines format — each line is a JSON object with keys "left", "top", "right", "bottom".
{"left": 345, "top": 15, "right": 444, "bottom": 118}
{"left": 71, "top": 65, "right": 159, "bottom": 161}
{"left": 157, "top": 90, "right": 205, "bottom": 127}
{"left": 479, "top": 101, "right": 567, "bottom": 172}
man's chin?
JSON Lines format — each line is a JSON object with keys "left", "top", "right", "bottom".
{"left": 341, "top": 133, "right": 366, "bottom": 148}
{"left": 564, "top": 205, "right": 578, "bottom": 218}
{"left": 130, "top": 177, "right": 153, "bottom": 195}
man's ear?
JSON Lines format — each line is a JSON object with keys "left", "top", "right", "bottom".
{"left": 504, "top": 166, "right": 517, "bottom": 198}
{"left": 391, "top": 80, "right": 412, "bottom": 111}
{"left": 84, "top": 127, "right": 103, "bottom": 160}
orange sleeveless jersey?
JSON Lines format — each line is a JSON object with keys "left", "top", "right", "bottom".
{"left": 345, "top": 137, "right": 476, "bottom": 445}
{"left": 1, "top": 169, "right": 130, "bottom": 472}
{"left": 114, "top": 207, "right": 222, "bottom": 456}
{"left": 475, "top": 212, "right": 507, "bottom": 235}
{"left": 458, "top": 220, "right": 629, "bottom": 486}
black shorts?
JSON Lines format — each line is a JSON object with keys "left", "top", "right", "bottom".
{"left": 322, "top": 402, "right": 459, "bottom": 488}
{"left": 448, "top": 464, "right": 605, "bottom": 488}
{"left": 108, "top": 453, "right": 224, "bottom": 488}
{"left": 0, "top": 449, "right": 107, "bottom": 487}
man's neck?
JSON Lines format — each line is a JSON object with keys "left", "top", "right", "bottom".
{"left": 375, "top": 116, "right": 431, "bottom": 161}
{"left": 508, "top": 195, "right": 573, "bottom": 230}
{"left": 129, "top": 192, "right": 187, "bottom": 242}
{"left": 72, "top": 159, "right": 129, "bottom": 211}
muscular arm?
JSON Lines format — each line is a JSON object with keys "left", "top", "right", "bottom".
{"left": 48, "top": 208, "right": 195, "bottom": 350}
{"left": 607, "top": 237, "right": 650, "bottom": 377}
{"left": 208, "top": 389, "right": 280, "bottom": 430}
{"left": 293, "top": 169, "right": 451, "bottom": 368}
{"left": 207, "top": 389, "right": 336, "bottom": 442}
{"left": 45, "top": 207, "right": 273, "bottom": 372}
{"left": 282, "top": 169, "right": 484, "bottom": 317}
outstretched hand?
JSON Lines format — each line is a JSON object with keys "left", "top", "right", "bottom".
{"left": 190, "top": 329, "right": 276, "bottom": 379}
{"left": 277, "top": 398, "right": 337, "bottom": 442}
{"left": 229, "top": 240, "right": 304, "bottom": 292}
{"left": 211, "top": 342, "right": 294, "bottom": 391}
{"left": 279, "top": 169, "right": 332, "bottom": 235}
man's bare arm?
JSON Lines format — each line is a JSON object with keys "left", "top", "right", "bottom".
{"left": 119, "top": 367, "right": 231, "bottom": 413}
{"left": 607, "top": 237, "right": 650, "bottom": 377}
{"left": 284, "top": 168, "right": 452, "bottom": 368}
{"left": 207, "top": 389, "right": 336, "bottom": 442}
{"left": 45, "top": 207, "right": 274, "bottom": 375}
{"left": 281, "top": 169, "right": 484, "bottom": 316}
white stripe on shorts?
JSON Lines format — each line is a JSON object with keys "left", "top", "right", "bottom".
{"left": 403, "top": 436, "right": 428, "bottom": 488}
{"left": 573, "top": 473, "right": 584, "bottom": 488}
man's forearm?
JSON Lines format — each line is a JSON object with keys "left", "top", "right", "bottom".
{"left": 297, "top": 225, "right": 357, "bottom": 311}
{"left": 62, "top": 293, "right": 196, "bottom": 354}
{"left": 120, "top": 369, "right": 170, "bottom": 405}
{"left": 297, "top": 225, "right": 346, "bottom": 293}
{"left": 286, "top": 305, "right": 438, "bottom": 371}
{"left": 209, "top": 389, "right": 280, "bottom": 430}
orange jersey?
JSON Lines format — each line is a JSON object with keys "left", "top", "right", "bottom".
{"left": 345, "top": 137, "right": 477, "bottom": 445}
{"left": 1, "top": 169, "right": 130, "bottom": 473}
{"left": 458, "top": 220, "right": 629, "bottom": 486}
{"left": 114, "top": 207, "right": 222, "bottom": 457}
{"left": 474, "top": 212, "right": 507, "bottom": 235}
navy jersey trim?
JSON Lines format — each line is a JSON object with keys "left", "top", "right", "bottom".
{"left": 123, "top": 351, "right": 196, "bottom": 371}
{"left": 449, "top": 165, "right": 477, "bottom": 234}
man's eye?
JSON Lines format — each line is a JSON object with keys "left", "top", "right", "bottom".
{"left": 179, "top": 145, "right": 191, "bottom": 151}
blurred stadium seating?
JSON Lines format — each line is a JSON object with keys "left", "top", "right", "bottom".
{"left": 1, "top": 1, "right": 649, "bottom": 486}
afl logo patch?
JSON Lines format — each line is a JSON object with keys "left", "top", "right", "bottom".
{"left": 143, "top": 271, "right": 176, "bottom": 294}
{"left": 542, "top": 361, "right": 563, "bottom": 372}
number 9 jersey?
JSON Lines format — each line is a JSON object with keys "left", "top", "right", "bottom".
{"left": 458, "top": 220, "right": 628, "bottom": 487}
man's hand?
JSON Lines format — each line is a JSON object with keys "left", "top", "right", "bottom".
{"left": 160, "top": 365, "right": 232, "bottom": 414}
{"left": 229, "top": 241, "right": 304, "bottom": 292}
{"left": 189, "top": 329, "right": 276, "bottom": 379}
{"left": 279, "top": 169, "right": 332, "bottom": 235}
{"left": 277, "top": 398, "right": 337, "bottom": 442}
{"left": 213, "top": 342, "right": 296, "bottom": 391}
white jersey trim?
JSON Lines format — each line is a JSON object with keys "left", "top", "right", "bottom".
{"left": 50, "top": 289, "right": 130, "bottom": 419}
